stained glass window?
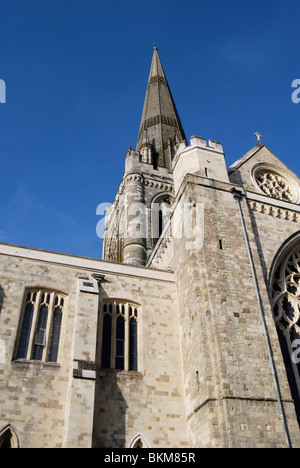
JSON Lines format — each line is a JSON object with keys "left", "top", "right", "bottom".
{"left": 101, "top": 302, "right": 139, "bottom": 372}
{"left": 47, "top": 307, "right": 63, "bottom": 363}
{"left": 271, "top": 244, "right": 300, "bottom": 422}
{"left": 32, "top": 305, "right": 49, "bottom": 360}
{"left": 129, "top": 317, "right": 138, "bottom": 371}
{"left": 115, "top": 316, "right": 125, "bottom": 370}
{"left": 16, "top": 302, "right": 34, "bottom": 359}
{"left": 101, "top": 312, "right": 112, "bottom": 368}
{"left": 15, "top": 290, "right": 65, "bottom": 363}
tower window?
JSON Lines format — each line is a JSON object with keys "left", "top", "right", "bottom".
{"left": 100, "top": 301, "right": 140, "bottom": 372}
{"left": 151, "top": 197, "right": 173, "bottom": 240}
{"left": 15, "top": 289, "right": 66, "bottom": 363}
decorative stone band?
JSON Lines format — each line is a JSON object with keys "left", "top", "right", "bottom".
{"left": 124, "top": 175, "right": 174, "bottom": 193}
{"left": 144, "top": 179, "right": 175, "bottom": 192}
{"left": 248, "top": 201, "right": 300, "bottom": 223}
{"left": 73, "top": 360, "right": 96, "bottom": 380}
{"left": 137, "top": 114, "right": 179, "bottom": 141}
{"left": 124, "top": 174, "right": 144, "bottom": 184}
{"left": 148, "top": 75, "right": 166, "bottom": 87}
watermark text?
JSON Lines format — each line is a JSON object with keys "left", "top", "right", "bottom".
{"left": 96, "top": 201, "right": 205, "bottom": 251}
{"left": 0, "top": 79, "right": 6, "bottom": 103}
{"left": 291, "top": 79, "right": 300, "bottom": 104}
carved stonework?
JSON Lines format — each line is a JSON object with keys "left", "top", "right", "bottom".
{"left": 272, "top": 245, "right": 300, "bottom": 330}
{"left": 255, "top": 169, "right": 294, "bottom": 202}
{"left": 148, "top": 74, "right": 166, "bottom": 86}
{"left": 271, "top": 245, "right": 300, "bottom": 390}
{"left": 248, "top": 201, "right": 300, "bottom": 223}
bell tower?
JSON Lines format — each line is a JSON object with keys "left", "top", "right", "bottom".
{"left": 103, "top": 46, "right": 186, "bottom": 265}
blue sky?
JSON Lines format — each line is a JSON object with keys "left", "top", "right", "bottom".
{"left": 0, "top": 0, "right": 299, "bottom": 259}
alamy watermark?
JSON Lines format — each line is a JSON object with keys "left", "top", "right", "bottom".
{"left": 291, "top": 79, "right": 300, "bottom": 104}
{"left": 291, "top": 339, "right": 300, "bottom": 364}
{"left": 96, "top": 201, "right": 205, "bottom": 250}
{"left": 0, "top": 79, "right": 6, "bottom": 103}
{"left": 0, "top": 339, "right": 6, "bottom": 363}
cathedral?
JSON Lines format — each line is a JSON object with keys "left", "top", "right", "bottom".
{"left": 0, "top": 46, "right": 300, "bottom": 448}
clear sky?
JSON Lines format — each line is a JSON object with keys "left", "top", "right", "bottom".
{"left": 0, "top": 0, "right": 299, "bottom": 259}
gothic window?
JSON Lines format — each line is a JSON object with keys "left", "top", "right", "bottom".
{"left": 47, "top": 306, "right": 63, "bottom": 363}
{"left": 254, "top": 168, "right": 294, "bottom": 202}
{"left": 132, "top": 439, "right": 144, "bottom": 448}
{"left": 0, "top": 426, "right": 19, "bottom": 448}
{"left": 151, "top": 196, "right": 173, "bottom": 240}
{"left": 129, "top": 307, "right": 138, "bottom": 372}
{"left": 101, "top": 304, "right": 112, "bottom": 369}
{"left": 0, "top": 431, "right": 12, "bottom": 449}
{"left": 116, "top": 308, "right": 125, "bottom": 370}
{"left": 271, "top": 243, "right": 300, "bottom": 421}
{"left": 100, "top": 301, "right": 139, "bottom": 372}
{"left": 15, "top": 289, "right": 66, "bottom": 363}
{"left": 128, "top": 434, "right": 150, "bottom": 448}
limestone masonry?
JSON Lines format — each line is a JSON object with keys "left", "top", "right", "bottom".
{"left": 1, "top": 47, "right": 300, "bottom": 448}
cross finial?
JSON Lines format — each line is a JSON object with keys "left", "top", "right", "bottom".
{"left": 153, "top": 41, "right": 158, "bottom": 50}
{"left": 254, "top": 132, "right": 263, "bottom": 143}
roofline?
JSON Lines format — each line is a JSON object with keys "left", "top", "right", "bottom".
{"left": 0, "top": 242, "right": 175, "bottom": 282}
{"left": 228, "top": 143, "right": 264, "bottom": 175}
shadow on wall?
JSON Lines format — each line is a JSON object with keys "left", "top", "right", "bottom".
{"left": 0, "top": 285, "right": 6, "bottom": 315}
{"left": 92, "top": 370, "right": 128, "bottom": 448}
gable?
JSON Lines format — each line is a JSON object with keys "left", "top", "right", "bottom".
{"left": 228, "top": 144, "right": 300, "bottom": 204}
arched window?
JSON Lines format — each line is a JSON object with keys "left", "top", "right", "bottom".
{"left": 129, "top": 307, "right": 138, "bottom": 372}
{"left": 15, "top": 289, "right": 66, "bottom": 363}
{"left": 47, "top": 306, "right": 63, "bottom": 363}
{"left": 151, "top": 195, "right": 173, "bottom": 241}
{"left": 115, "top": 308, "right": 125, "bottom": 370}
{"left": 100, "top": 301, "right": 140, "bottom": 372}
{"left": 128, "top": 433, "right": 150, "bottom": 448}
{"left": 32, "top": 303, "right": 49, "bottom": 360}
{"left": 101, "top": 304, "right": 112, "bottom": 369}
{"left": 0, "top": 426, "right": 20, "bottom": 448}
{"left": 270, "top": 241, "right": 300, "bottom": 423}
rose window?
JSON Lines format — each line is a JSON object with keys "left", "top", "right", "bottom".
{"left": 255, "top": 169, "right": 294, "bottom": 202}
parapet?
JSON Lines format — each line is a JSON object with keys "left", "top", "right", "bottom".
{"left": 125, "top": 148, "right": 142, "bottom": 176}
{"left": 172, "top": 135, "right": 228, "bottom": 193}
{"left": 190, "top": 136, "right": 223, "bottom": 153}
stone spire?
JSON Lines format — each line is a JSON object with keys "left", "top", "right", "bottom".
{"left": 136, "top": 46, "right": 186, "bottom": 170}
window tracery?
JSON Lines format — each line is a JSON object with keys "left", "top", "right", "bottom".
{"left": 101, "top": 301, "right": 139, "bottom": 372}
{"left": 15, "top": 289, "right": 65, "bottom": 363}
{"left": 271, "top": 244, "right": 300, "bottom": 419}
{"left": 255, "top": 169, "right": 294, "bottom": 202}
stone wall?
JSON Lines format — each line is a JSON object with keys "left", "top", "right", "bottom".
{"left": 171, "top": 175, "right": 300, "bottom": 447}
{"left": 0, "top": 244, "right": 190, "bottom": 448}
